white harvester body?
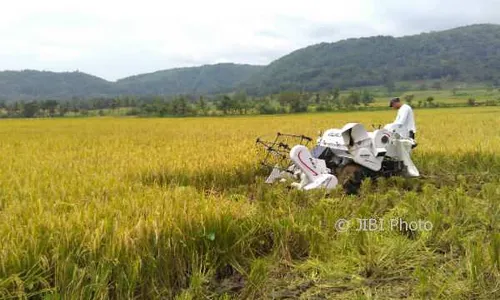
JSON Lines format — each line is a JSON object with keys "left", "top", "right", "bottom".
{"left": 258, "top": 122, "right": 419, "bottom": 193}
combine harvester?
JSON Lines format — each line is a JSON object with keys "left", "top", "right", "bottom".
{"left": 256, "top": 122, "right": 419, "bottom": 194}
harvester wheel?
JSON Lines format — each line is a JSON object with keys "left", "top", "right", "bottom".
{"left": 338, "top": 164, "right": 365, "bottom": 195}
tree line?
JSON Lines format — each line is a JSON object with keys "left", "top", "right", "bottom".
{"left": 0, "top": 89, "right": 376, "bottom": 118}
{"left": 1, "top": 87, "right": 498, "bottom": 119}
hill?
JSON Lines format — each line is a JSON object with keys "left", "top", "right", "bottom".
{"left": 1, "top": 24, "right": 500, "bottom": 100}
{"left": 0, "top": 64, "right": 264, "bottom": 101}
{"left": 241, "top": 24, "right": 500, "bottom": 95}
{"left": 0, "top": 70, "right": 114, "bottom": 100}
{"left": 115, "top": 63, "right": 264, "bottom": 96}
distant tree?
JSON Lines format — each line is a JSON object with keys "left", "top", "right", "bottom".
{"left": 23, "top": 101, "right": 39, "bottom": 118}
{"left": 361, "top": 90, "right": 374, "bottom": 106}
{"left": 59, "top": 101, "right": 70, "bottom": 117}
{"left": 467, "top": 98, "right": 476, "bottom": 106}
{"left": 346, "top": 90, "right": 361, "bottom": 106}
{"left": 314, "top": 93, "right": 321, "bottom": 105}
{"left": 71, "top": 104, "right": 79, "bottom": 114}
{"left": 233, "top": 91, "right": 248, "bottom": 114}
{"left": 7, "top": 102, "right": 22, "bottom": 116}
{"left": 172, "top": 96, "right": 188, "bottom": 116}
{"left": 197, "top": 96, "right": 208, "bottom": 116}
{"left": 426, "top": 96, "right": 435, "bottom": 107}
{"left": 129, "top": 97, "right": 138, "bottom": 107}
{"left": 331, "top": 88, "right": 342, "bottom": 109}
{"left": 126, "top": 108, "right": 141, "bottom": 116}
{"left": 277, "top": 93, "right": 287, "bottom": 108}
{"left": 314, "top": 93, "right": 329, "bottom": 111}
{"left": 216, "top": 95, "right": 234, "bottom": 115}
{"left": 333, "top": 88, "right": 340, "bottom": 100}
{"left": 289, "top": 93, "right": 308, "bottom": 113}
{"left": 340, "top": 96, "right": 349, "bottom": 108}
{"left": 111, "top": 98, "right": 120, "bottom": 111}
{"left": 256, "top": 99, "right": 276, "bottom": 114}
{"left": 278, "top": 91, "right": 301, "bottom": 112}
{"left": 324, "top": 88, "right": 341, "bottom": 110}
{"left": 404, "top": 94, "right": 415, "bottom": 106}
{"left": 41, "top": 100, "right": 58, "bottom": 117}
{"left": 485, "top": 99, "right": 497, "bottom": 106}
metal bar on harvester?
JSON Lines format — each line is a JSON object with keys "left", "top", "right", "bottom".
{"left": 276, "top": 132, "right": 313, "bottom": 141}
{"left": 256, "top": 132, "right": 314, "bottom": 176}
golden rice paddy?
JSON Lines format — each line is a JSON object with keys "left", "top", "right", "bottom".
{"left": 0, "top": 106, "right": 499, "bottom": 299}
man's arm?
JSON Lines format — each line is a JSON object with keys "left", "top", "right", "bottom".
{"left": 394, "top": 105, "right": 409, "bottom": 127}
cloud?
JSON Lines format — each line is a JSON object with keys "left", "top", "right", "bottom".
{"left": 0, "top": 0, "right": 498, "bottom": 81}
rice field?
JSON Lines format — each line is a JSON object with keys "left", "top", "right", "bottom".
{"left": 0, "top": 106, "right": 499, "bottom": 299}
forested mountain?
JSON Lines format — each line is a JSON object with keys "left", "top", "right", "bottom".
{"left": 241, "top": 24, "right": 500, "bottom": 95}
{"left": 0, "top": 70, "right": 114, "bottom": 100}
{"left": 116, "top": 63, "right": 263, "bottom": 95}
{"left": 1, "top": 24, "right": 500, "bottom": 100}
{"left": 0, "top": 64, "right": 263, "bottom": 101}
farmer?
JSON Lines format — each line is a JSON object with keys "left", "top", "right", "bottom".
{"left": 389, "top": 97, "right": 416, "bottom": 140}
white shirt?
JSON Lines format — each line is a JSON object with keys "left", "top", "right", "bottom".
{"left": 393, "top": 104, "right": 416, "bottom": 137}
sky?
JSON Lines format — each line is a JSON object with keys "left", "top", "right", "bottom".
{"left": 1, "top": 0, "right": 499, "bottom": 81}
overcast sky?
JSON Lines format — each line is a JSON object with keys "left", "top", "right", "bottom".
{"left": 1, "top": 0, "right": 498, "bottom": 81}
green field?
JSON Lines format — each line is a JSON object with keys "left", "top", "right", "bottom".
{"left": 347, "top": 84, "right": 500, "bottom": 107}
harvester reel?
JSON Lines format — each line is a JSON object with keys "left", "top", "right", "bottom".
{"left": 255, "top": 132, "right": 312, "bottom": 174}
